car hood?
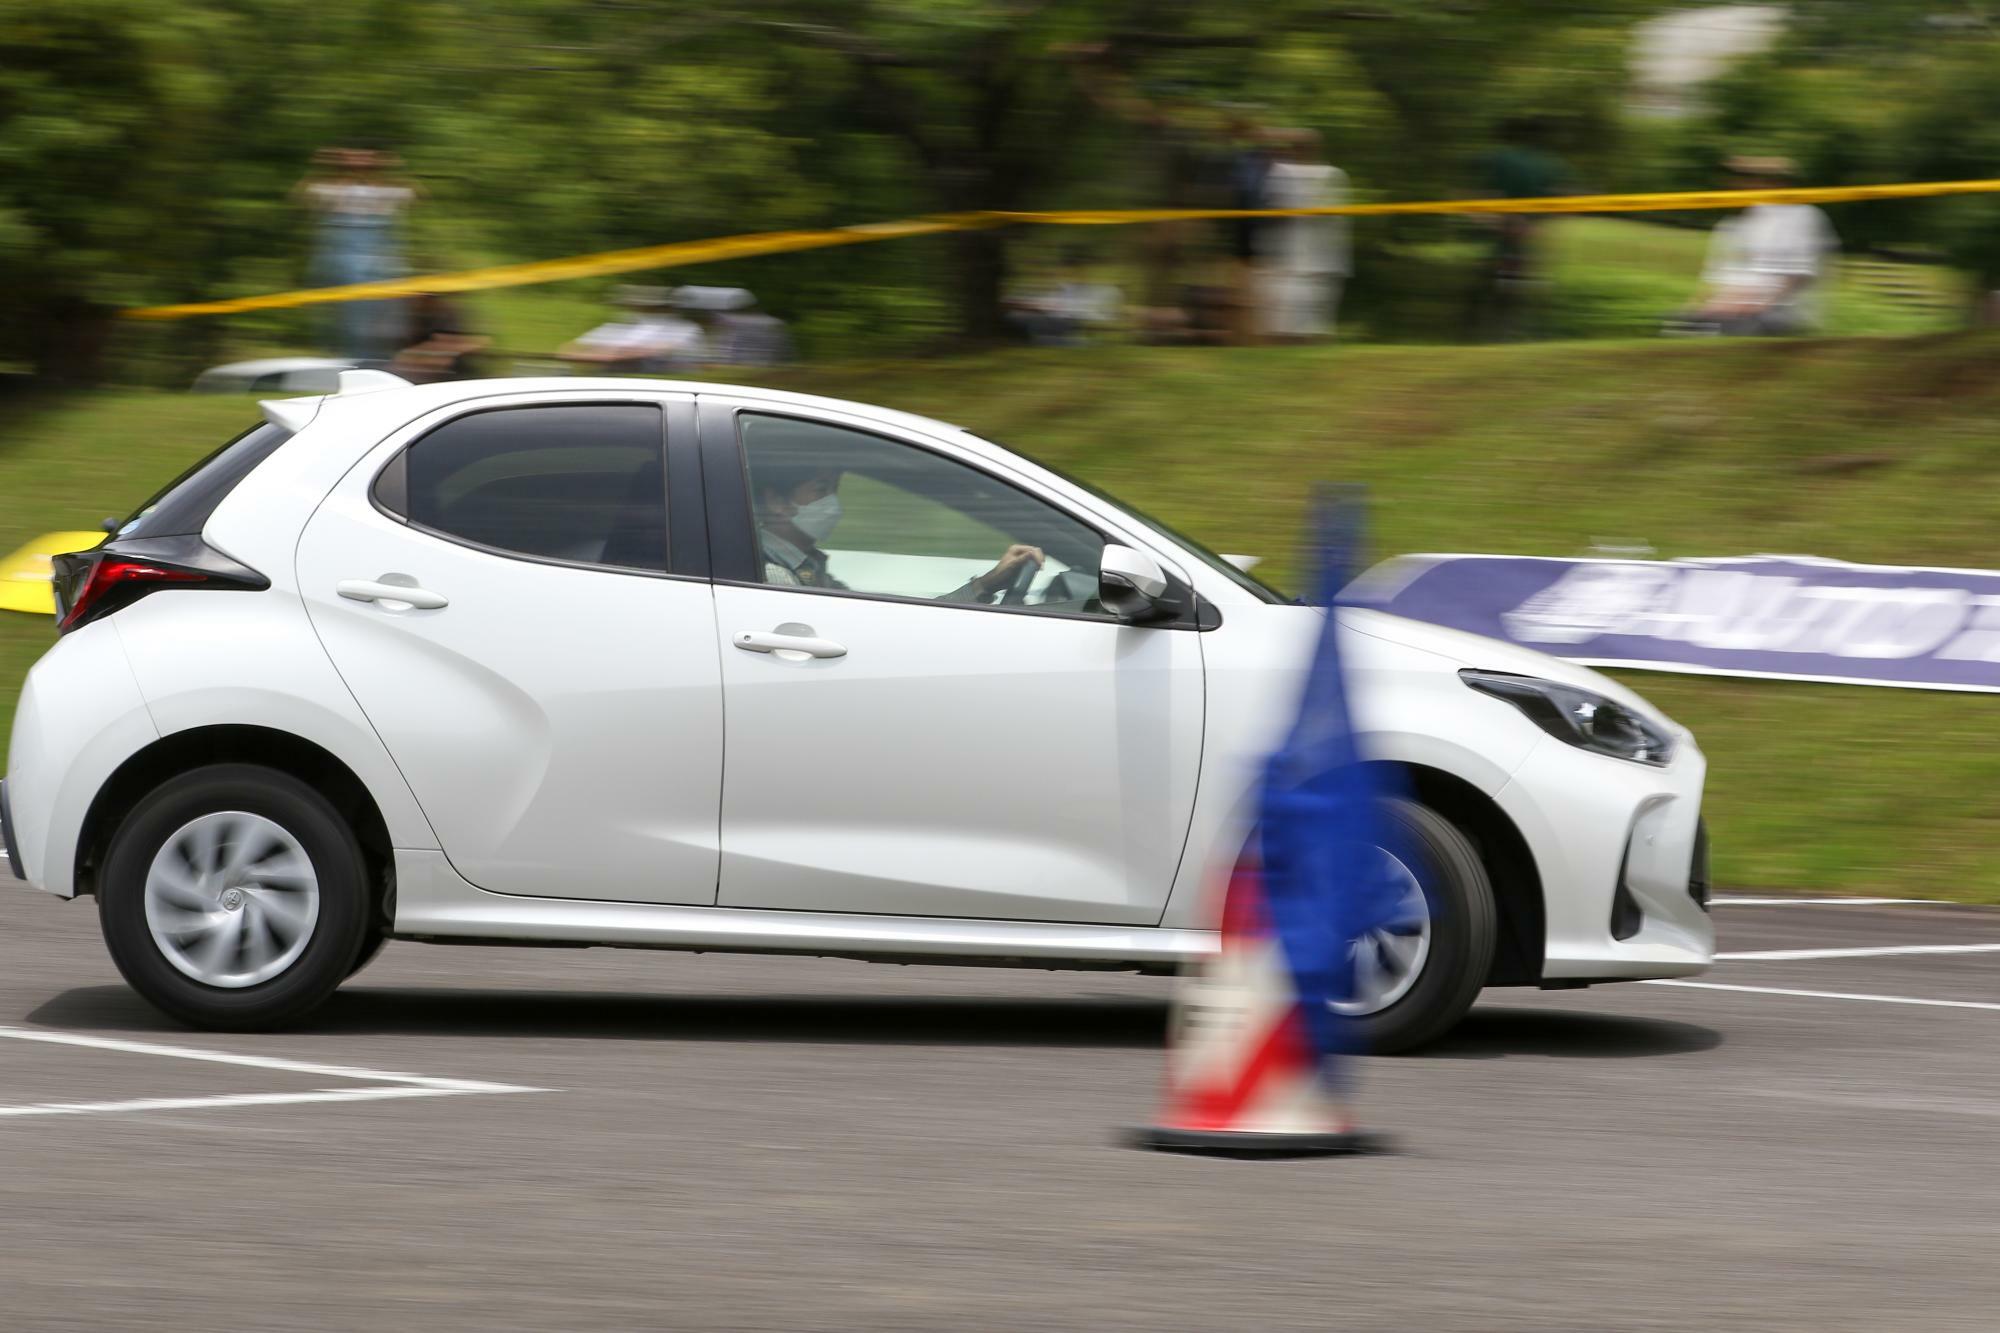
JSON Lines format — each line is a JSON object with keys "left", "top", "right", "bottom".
{"left": 1337, "top": 606, "right": 1678, "bottom": 729}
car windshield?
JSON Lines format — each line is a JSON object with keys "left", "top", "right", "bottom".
{"left": 971, "top": 435, "right": 1289, "bottom": 603}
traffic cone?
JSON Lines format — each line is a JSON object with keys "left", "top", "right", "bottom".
{"left": 1127, "top": 850, "right": 1385, "bottom": 1158}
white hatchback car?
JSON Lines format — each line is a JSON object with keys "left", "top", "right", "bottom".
{"left": 2, "top": 372, "right": 1713, "bottom": 1050}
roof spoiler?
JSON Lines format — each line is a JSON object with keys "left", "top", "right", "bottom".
{"left": 259, "top": 368, "right": 411, "bottom": 434}
{"left": 338, "top": 368, "right": 410, "bottom": 395}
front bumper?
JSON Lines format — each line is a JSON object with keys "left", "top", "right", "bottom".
{"left": 1494, "top": 728, "right": 1715, "bottom": 982}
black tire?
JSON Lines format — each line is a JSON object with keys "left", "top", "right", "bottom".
{"left": 1352, "top": 798, "right": 1498, "bottom": 1055}
{"left": 346, "top": 929, "right": 388, "bottom": 979}
{"left": 97, "top": 763, "right": 371, "bottom": 1031}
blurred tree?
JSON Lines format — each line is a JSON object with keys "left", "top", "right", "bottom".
{"left": 682, "top": 0, "right": 1667, "bottom": 339}
{"left": 0, "top": 0, "right": 1677, "bottom": 372}
{"left": 1894, "top": 47, "right": 2000, "bottom": 313}
{"left": 0, "top": 1, "right": 228, "bottom": 380}
{"left": 684, "top": 0, "right": 1201, "bottom": 342}
{"left": 1328, "top": 0, "right": 1661, "bottom": 197}
{"left": 0, "top": 0, "right": 462, "bottom": 381}
{"left": 1648, "top": 2, "right": 2000, "bottom": 316}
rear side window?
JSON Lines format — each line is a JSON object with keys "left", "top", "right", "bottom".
{"left": 116, "top": 422, "right": 293, "bottom": 540}
{"left": 374, "top": 404, "right": 667, "bottom": 572}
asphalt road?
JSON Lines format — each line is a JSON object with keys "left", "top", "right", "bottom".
{"left": 3, "top": 890, "right": 1998, "bottom": 1332}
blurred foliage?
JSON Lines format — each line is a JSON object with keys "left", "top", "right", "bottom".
{"left": 1634, "top": 0, "right": 2000, "bottom": 300}
{"left": 0, "top": 0, "right": 1666, "bottom": 378}
{"left": 13, "top": 0, "right": 2000, "bottom": 378}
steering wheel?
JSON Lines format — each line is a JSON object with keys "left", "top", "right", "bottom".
{"left": 998, "top": 553, "right": 1041, "bottom": 607}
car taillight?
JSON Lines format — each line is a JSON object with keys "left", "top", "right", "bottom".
{"left": 52, "top": 536, "right": 268, "bottom": 634}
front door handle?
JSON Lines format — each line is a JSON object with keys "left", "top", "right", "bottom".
{"left": 734, "top": 629, "right": 846, "bottom": 659}
{"left": 338, "top": 579, "right": 449, "bottom": 611}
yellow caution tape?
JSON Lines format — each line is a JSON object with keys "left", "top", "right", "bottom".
{"left": 0, "top": 531, "right": 104, "bottom": 618}
{"left": 992, "top": 176, "right": 2000, "bottom": 223}
{"left": 121, "top": 177, "right": 2000, "bottom": 322}
{"left": 122, "top": 217, "right": 977, "bottom": 321}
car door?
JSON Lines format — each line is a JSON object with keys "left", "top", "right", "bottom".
{"left": 701, "top": 399, "right": 1205, "bottom": 925}
{"left": 296, "top": 393, "right": 724, "bottom": 904}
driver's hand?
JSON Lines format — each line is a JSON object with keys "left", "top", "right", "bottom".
{"left": 972, "top": 544, "right": 1045, "bottom": 596}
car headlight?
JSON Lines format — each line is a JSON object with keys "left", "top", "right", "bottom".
{"left": 1459, "top": 670, "right": 1674, "bottom": 767}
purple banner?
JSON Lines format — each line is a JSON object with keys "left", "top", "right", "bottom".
{"left": 1350, "top": 554, "right": 2000, "bottom": 693}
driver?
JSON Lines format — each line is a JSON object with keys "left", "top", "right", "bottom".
{"left": 753, "top": 459, "right": 1046, "bottom": 603}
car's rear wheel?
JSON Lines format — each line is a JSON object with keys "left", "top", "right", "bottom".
{"left": 98, "top": 763, "right": 370, "bottom": 1031}
{"left": 1345, "top": 798, "right": 1497, "bottom": 1054}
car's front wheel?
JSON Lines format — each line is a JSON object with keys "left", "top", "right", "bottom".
{"left": 98, "top": 763, "right": 371, "bottom": 1031}
{"left": 1344, "top": 798, "right": 1497, "bottom": 1054}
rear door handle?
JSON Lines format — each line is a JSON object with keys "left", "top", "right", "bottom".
{"left": 734, "top": 630, "right": 846, "bottom": 659}
{"left": 337, "top": 579, "right": 449, "bottom": 610}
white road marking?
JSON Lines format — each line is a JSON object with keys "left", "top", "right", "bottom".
{"left": 0, "top": 1025, "right": 531, "bottom": 1091}
{"left": 1643, "top": 979, "right": 2000, "bottom": 1012}
{"left": 1713, "top": 896, "right": 1946, "bottom": 907}
{"left": 1743, "top": 1088, "right": 2000, "bottom": 1120}
{"left": 0, "top": 1087, "right": 488, "bottom": 1119}
{"left": 0, "top": 1024, "right": 547, "bottom": 1120}
{"left": 1717, "top": 943, "right": 2000, "bottom": 962}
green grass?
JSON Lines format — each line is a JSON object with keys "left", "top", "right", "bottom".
{"left": 1544, "top": 217, "right": 1967, "bottom": 340}
{"left": 7, "top": 253, "right": 2000, "bottom": 900}
{"left": 1349, "top": 216, "right": 1966, "bottom": 342}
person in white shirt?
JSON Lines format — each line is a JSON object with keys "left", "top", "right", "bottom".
{"left": 1004, "top": 251, "right": 1124, "bottom": 346}
{"left": 671, "top": 286, "right": 795, "bottom": 366}
{"left": 1672, "top": 156, "right": 1838, "bottom": 336}
{"left": 1257, "top": 129, "right": 1351, "bottom": 342}
{"left": 559, "top": 286, "right": 706, "bottom": 373}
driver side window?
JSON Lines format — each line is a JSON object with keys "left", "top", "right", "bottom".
{"left": 739, "top": 414, "right": 1109, "bottom": 615}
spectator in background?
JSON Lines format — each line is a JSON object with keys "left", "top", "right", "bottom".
{"left": 1257, "top": 129, "right": 1351, "bottom": 343}
{"left": 559, "top": 285, "right": 706, "bottom": 373}
{"left": 1004, "top": 249, "right": 1124, "bottom": 346}
{"left": 1060, "top": 46, "right": 1232, "bottom": 342}
{"left": 672, "top": 286, "right": 795, "bottom": 367}
{"left": 1127, "top": 83, "right": 1230, "bottom": 343}
{"left": 389, "top": 292, "right": 490, "bottom": 383}
{"left": 1668, "top": 155, "right": 1838, "bottom": 336}
{"left": 1470, "top": 115, "right": 1568, "bottom": 340}
{"left": 295, "top": 147, "right": 422, "bottom": 359}
{"left": 1224, "top": 111, "right": 1275, "bottom": 346}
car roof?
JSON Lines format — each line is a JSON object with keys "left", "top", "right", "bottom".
{"left": 280, "top": 376, "right": 982, "bottom": 453}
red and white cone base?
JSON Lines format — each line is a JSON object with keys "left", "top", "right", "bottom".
{"left": 1128, "top": 860, "right": 1386, "bottom": 1158}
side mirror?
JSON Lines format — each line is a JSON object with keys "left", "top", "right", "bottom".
{"left": 1098, "top": 543, "right": 1173, "bottom": 622}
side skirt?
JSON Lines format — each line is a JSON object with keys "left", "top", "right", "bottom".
{"left": 390, "top": 849, "right": 1206, "bottom": 974}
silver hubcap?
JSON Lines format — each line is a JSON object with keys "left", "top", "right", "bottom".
{"left": 143, "top": 811, "right": 320, "bottom": 989}
{"left": 1332, "top": 850, "right": 1432, "bottom": 1017}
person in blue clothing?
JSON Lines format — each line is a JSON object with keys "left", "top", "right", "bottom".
{"left": 295, "top": 147, "right": 421, "bottom": 360}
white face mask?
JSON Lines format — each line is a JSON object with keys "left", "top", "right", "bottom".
{"left": 790, "top": 493, "right": 842, "bottom": 543}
